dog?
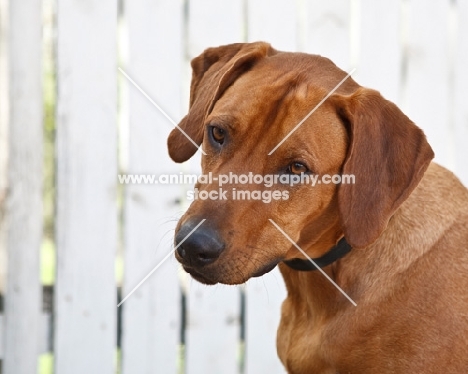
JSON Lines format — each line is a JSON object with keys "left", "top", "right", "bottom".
{"left": 167, "top": 42, "right": 468, "bottom": 373}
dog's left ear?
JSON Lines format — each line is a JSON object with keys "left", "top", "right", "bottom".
{"left": 168, "top": 42, "right": 276, "bottom": 162}
{"left": 332, "top": 88, "right": 434, "bottom": 248}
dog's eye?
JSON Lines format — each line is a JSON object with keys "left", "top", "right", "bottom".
{"left": 210, "top": 126, "right": 225, "bottom": 144}
{"left": 288, "top": 162, "right": 308, "bottom": 175}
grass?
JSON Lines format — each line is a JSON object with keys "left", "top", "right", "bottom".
{"left": 41, "top": 238, "right": 55, "bottom": 286}
{"left": 37, "top": 351, "right": 122, "bottom": 374}
{"left": 39, "top": 354, "right": 53, "bottom": 374}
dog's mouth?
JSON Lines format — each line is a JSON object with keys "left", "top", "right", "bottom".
{"left": 251, "top": 259, "right": 281, "bottom": 278}
{"left": 183, "top": 266, "right": 218, "bottom": 285}
{"left": 182, "top": 258, "right": 281, "bottom": 285}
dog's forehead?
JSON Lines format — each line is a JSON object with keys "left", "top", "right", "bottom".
{"left": 251, "top": 52, "right": 358, "bottom": 94}
{"left": 207, "top": 54, "right": 350, "bottom": 173}
{"left": 212, "top": 52, "right": 358, "bottom": 118}
{"left": 211, "top": 52, "right": 353, "bottom": 129}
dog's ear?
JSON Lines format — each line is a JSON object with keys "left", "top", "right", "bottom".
{"left": 332, "top": 88, "right": 434, "bottom": 248}
{"left": 168, "top": 42, "right": 276, "bottom": 162}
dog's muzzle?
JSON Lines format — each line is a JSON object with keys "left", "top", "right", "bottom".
{"left": 175, "top": 219, "right": 225, "bottom": 268}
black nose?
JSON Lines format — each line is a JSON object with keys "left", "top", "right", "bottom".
{"left": 175, "top": 220, "right": 225, "bottom": 267}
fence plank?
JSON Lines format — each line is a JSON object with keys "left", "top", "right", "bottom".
{"left": 1, "top": 312, "right": 57, "bottom": 357}
{"left": 245, "top": 272, "right": 286, "bottom": 374}
{"left": 2, "top": 0, "right": 43, "bottom": 373}
{"left": 55, "top": 0, "right": 118, "bottom": 373}
{"left": 244, "top": 4, "right": 291, "bottom": 372}
{"left": 405, "top": 0, "right": 451, "bottom": 168}
{"left": 187, "top": 0, "right": 245, "bottom": 60}
{"left": 121, "top": 0, "right": 183, "bottom": 373}
{"left": 184, "top": 3, "right": 244, "bottom": 373}
{"left": 356, "top": 0, "right": 402, "bottom": 105}
{"left": 453, "top": 0, "right": 468, "bottom": 186}
{"left": 0, "top": 0, "right": 8, "bottom": 301}
{"left": 0, "top": 315, "right": 3, "bottom": 357}
{"left": 247, "top": 0, "right": 298, "bottom": 51}
{"left": 304, "top": 0, "right": 351, "bottom": 69}
{"left": 186, "top": 283, "right": 240, "bottom": 374}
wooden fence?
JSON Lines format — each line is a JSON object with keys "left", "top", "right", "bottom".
{"left": 0, "top": 0, "right": 467, "bottom": 373}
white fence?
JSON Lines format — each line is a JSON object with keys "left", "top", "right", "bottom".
{"left": 0, "top": 0, "right": 467, "bottom": 373}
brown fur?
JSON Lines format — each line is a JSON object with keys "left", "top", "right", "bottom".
{"left": 168, "top": 42, "right": 468, "bottom": 373}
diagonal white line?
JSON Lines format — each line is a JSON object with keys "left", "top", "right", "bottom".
{"left": 268, "top": 68, "right": 356, "bottom": 155}
{"left": 269, "top": 219, "right": 357, "bottom": 306}
{"left": 118, "top": 67, "right": 207, "bottom": 155}
{"left": 117, "top": 219, "right": 206, "bottom": 307}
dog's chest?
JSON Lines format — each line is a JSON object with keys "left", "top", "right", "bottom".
{"left": 277, "top": 298, "right": 335, "bottom": 373}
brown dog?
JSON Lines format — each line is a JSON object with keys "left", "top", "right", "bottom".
{"left": 167, "top": 42, "right": 468, "bottom": 373}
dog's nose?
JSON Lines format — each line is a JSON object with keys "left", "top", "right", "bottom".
{"left": 175, "top": 220, "right": 225, "bottom": 267}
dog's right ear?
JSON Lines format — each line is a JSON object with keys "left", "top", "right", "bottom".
{"left": 332, "top": 88, "right": 434, "bottom": 249}
{"left": 168, "top": 42, "right": 276, "bottom": 162}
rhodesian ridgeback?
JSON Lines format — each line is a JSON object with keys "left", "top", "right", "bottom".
{"left": 167, "top": 42, "right": 468, "bottom": 373}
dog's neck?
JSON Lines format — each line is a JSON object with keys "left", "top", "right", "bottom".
{"left": 278, "top": 256, "right": 350, "bottom": 318}
{"left": 278, "top": 164, "right": 465, "bottom": 313}
{"left": 282, "top": 237, "right": 351, "bottom": 271}
{"left": 278, "top": 222, "right": 352, "bottom": 316}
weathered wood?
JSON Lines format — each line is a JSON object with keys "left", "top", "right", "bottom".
{"left": 453, "top": 0, "right": 468, "bottom": 186}
{"left": 184, "top": 2, "right": 244, "bottom": 373}
{"left": 121, "top": 0, "right": 183, "bottom": 373}
{"left": 245, "top": 272, "right": 287, "bottom": 374}
{"left": 357, "top": 0, "right": 402, "bottom": 105}
{"left": 0, "top": 312, "right": 54, "bottom": 358}
{"left": 186, "top": 282, "right": 241, "bottom": 374}
{"left": 244, "top": 3, "right": 291, "bottom": 372}
{"left": 187, "top": 0, "right": 245, "bottom": 60}
{"left": 305, "top": 0, "right": 351, "bottom": 69}
{"left": 405, "top": 0, "right": 451, "bottom": 168}
{"left": 55, "top": 0, "right": 118, "bottom": 373}
{"left": 3, "top": 0, "right": 43, "bottom": 373}
{"left": 247, "top": 0, "right": 298, "bottom": 51}
{"left": 0, "top": 0, "right": 9, "bottom": 299}
{"left": 0, "top": 315, "right": 3, "bottom": 357}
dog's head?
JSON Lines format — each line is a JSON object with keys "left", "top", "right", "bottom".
{"left": 168, "top": 42, "right": 434, "bottom": 285}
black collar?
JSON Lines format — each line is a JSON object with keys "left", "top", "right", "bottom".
{"left": 283, "top": 237, "right": 351, "bottom": 271}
